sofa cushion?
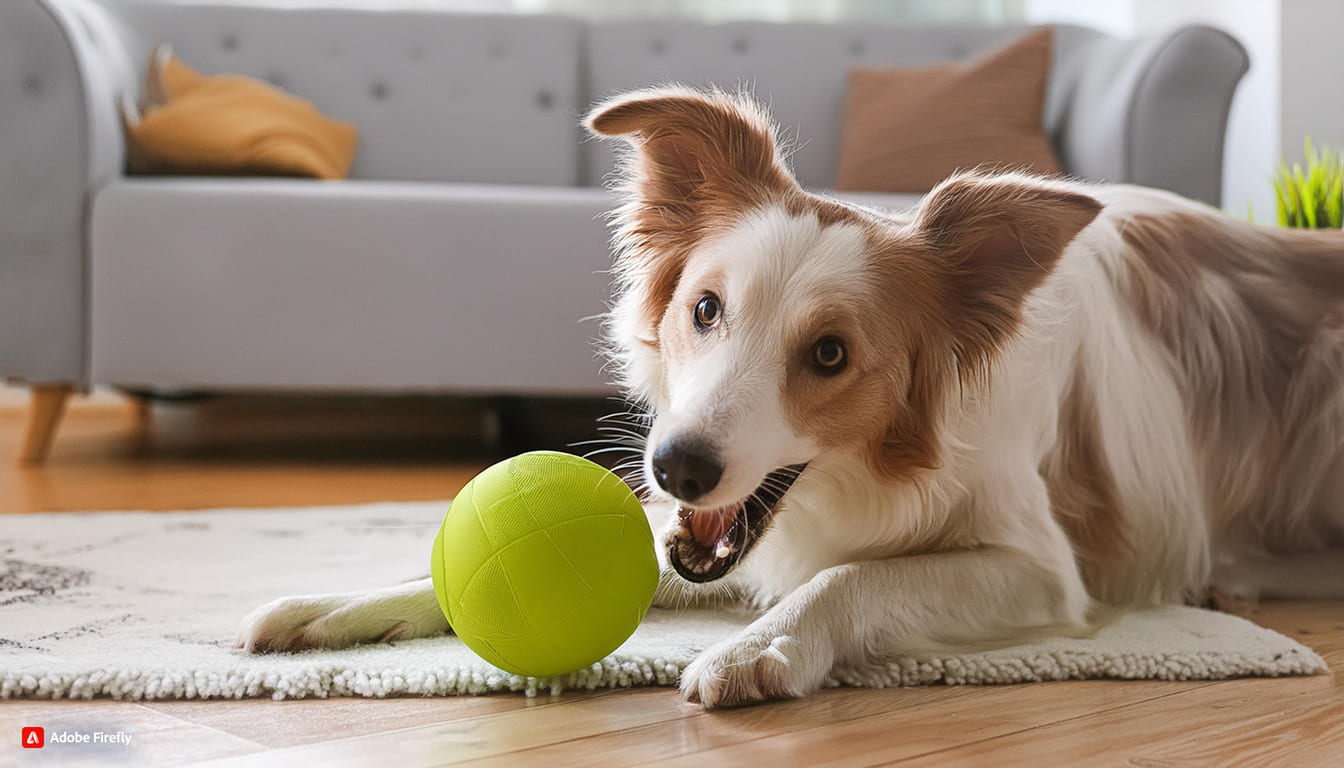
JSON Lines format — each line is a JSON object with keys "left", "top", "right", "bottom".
{"left": 835, "top": 27, "right": 1062, "bottom": 193}
{"left": 90, "top": 179, "right": 616, "bottom": 392}
{"left": 108, "top": 2, "right": 584, "bottom": 186}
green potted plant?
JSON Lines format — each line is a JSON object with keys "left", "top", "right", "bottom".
{"left": 1273, "top": 138, "right": 1343, "bottom": 228}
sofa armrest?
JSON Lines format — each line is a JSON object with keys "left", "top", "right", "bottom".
{"left": 1052, "top": 25, "right": 1249, "bottom": 207}
{"left": 0, "top": 0, "right": 135, "bottom": 386}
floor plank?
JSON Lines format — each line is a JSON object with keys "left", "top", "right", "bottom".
{"left": 889, "top": 603, "right": 1344, "bottom": 767}
{"left": 1130, "top": 697, "right": 1344, "bottom": 768}
{"left": 452, "top": 685, "right": 986, "bottom": 768}
{"left": 892, "top": 673, "right": 1340, "bottom": 767}
{"left": 1, "top": 393, "right": 489, "bottom": 514}
{"left": 640, "top": 681, "right": 1214, "bottom": 768}
{"left": 188, "top": 688, "right": 688, "bottom": 767}
{"left": 140, "top": 693, "right": 583, "bottom": 749}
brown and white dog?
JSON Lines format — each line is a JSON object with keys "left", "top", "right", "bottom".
{"left": 240, "top": 87, "right": 1344, "bottom": 708}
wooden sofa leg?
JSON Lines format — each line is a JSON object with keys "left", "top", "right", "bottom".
{"left": 19, "top": 385, "right": 72, "bottom": 464}
{"left": 130, "top": 394, "right": 152, "bottom": 427}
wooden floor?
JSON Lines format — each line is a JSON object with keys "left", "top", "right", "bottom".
{"left": 2, "top": 393, "right": 1341, "bottom": 767}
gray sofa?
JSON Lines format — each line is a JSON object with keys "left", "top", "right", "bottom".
{"left": 1, "top": 0, "right": 1248, "bottom": 460}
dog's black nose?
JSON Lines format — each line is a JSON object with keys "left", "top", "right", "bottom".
{"left": 651, "top": 437, "right": 723, "bottom": 502}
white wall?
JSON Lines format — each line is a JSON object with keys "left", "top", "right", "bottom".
{"left": 1279, "top": 0, "right": 1344, "bottom": 166}
{"left": 1025, "top": 0, "right": 1135, "bottom": 36}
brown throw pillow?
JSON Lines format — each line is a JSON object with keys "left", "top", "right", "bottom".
{"left": 122, "top": 45, "right": 358, "bottom": 180}
{"left": 834, "top": 27, "right": 1061, "bottom": 193}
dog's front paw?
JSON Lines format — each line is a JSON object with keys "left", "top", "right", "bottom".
{"left": 680, "top": 630, "right": 831, "bottom": 708}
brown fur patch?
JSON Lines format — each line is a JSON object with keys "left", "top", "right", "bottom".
{"left": 857, "top": 232, "right": 960, "bottom": 482}
{"left": 1120, "top": 210, "right": 1344, "bottom": 548}
{"left": 779, "top": 287, "right": 923, "bottom": 477}
{"left": 1041, "top": 364, "right": 1131, "bottom": 599}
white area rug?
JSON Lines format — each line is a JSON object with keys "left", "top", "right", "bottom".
{"left": 0, "top": 502, "right": 1327, "bottom": 700}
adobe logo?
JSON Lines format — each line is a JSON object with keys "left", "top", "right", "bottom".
{"left": 21, "top": 726, "right": 44, "bottom": 749}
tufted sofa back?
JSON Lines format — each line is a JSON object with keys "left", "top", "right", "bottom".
{"left": 56, "top": 1, "right": 1243, "bottom": 196}
{"left": 82, "top": 2, "right": 1107, "bottom": 190}
{"left": 106, "top": 0, "right": 585, "bottom": 185}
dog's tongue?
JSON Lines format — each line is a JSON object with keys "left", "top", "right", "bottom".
{"left": 688, "top": 506, "right": 737, "bottom": 548}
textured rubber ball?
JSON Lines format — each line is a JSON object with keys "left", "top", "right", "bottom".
{"left": 431, "top": 451, "right": 658, "bottom": 677}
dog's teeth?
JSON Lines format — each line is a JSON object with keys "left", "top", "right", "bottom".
{"left": 715, "top": 544, "right": 731, "bottom": 559}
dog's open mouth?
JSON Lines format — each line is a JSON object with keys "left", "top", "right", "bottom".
{"left": 666, "top": 463, "right": 807, "bottom": 583}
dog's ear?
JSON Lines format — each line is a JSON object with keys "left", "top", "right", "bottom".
{"left": 586, "top": 86, "right": 796, "bottom": 213}
{"left": 586, "top": 87, "right": 799, "bottom": 333}
{"left": 915, "top": 172, "right": 1102, "bottom": 371}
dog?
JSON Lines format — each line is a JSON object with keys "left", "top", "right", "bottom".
{"left": 239, "top": 87, "right": 1344, "bottom": 708}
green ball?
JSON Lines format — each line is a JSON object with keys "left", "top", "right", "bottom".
{"left": 430, "top": 451, "right": 658, "bottom": 678}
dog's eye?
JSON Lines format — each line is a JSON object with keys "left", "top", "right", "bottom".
{"left": 694, "top": 295, "right": 721, "bottom": 330}
{"left": 812, "top": 337, "right": 846, "bottom": 373}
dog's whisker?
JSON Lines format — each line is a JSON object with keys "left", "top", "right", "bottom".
{"left": 593, "top": 431, "right": 648, "bottom": 444}
{"left": 590, "top": 444, "right": 645, "bottom": 455}
{"left": 594, "top": 421, "right": 647, "bottom": 431}
{"left": 592, "top": 433, "right": 647, "bottom": 444}
{"left": 595, "top": 417, "right": 648, "bottom": 426}
{"left": 593, "top": 424, "right": 649, "bottom": 438}
{"left": 572, "top": 438, "right": 642, "bottom": 450}
{"left": 596, "top": 411, "right": 653, "bottom": 424}
{"left": 596, "top": 413, "right": 651, "bottom": 425}
{"left": 580, "top": 440, "right": 645, "bottom": 452}
{"left": 580, "top": 438, "right": 645, "bottom": 451}
{"left": 594, "top": 423, "right": 648, "bottom": 433}
{"left": 612, "top": 468, "right": 649, "bottom": 485}
{"left": 579, "top": 447, "right": 645, "bottom": 460}
{"left": 577, "top": 430, "right": 645, "bottom": 441}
